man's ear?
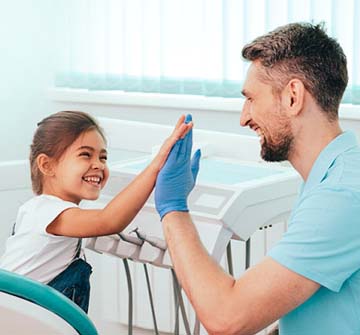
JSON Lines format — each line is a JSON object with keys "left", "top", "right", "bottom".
{"left": 281, "top": 79, "right": 305, "bottom": 117}
{"left": 36, "top": 154, "right": 55, "bottom": 176}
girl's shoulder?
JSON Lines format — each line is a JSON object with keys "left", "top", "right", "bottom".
{"left": 20, "top": 195, "right": 78, "bottom": 212}
{"left": 17, "top": 195, "right": 78, "bottom": 233}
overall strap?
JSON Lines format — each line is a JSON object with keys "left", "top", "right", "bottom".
{"left": 74, "top": 238, "right": 82, "bottom": 259}
{"left": 74, "top": 238, "right": 87, "bottom": 261}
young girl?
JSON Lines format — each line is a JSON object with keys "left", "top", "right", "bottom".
{"left": 0, "top": 111, "right": 192, "bottom": 313}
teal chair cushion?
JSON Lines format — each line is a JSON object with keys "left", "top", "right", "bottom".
{"left": 0, "top": 269, "right": 98, "bottom": 335}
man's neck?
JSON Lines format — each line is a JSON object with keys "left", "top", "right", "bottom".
{"left": 288, "top": 117, "right": 342, "bottom": 181}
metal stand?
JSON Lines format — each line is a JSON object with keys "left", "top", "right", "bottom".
{"left": 171, "top": 269, "right": 191, "bottom": 335}
{"left": 227, "top": 241, "right": 234, "bottom": 276}
{"left": 172, "top": 273, "right": 180, "bottom": 335}
{"left": 143, "top": 264, "right": 159, "bottom": 335}
{"left": 123, "top": 259, "right": 133, "bottom": 335}
{"left": 245, "top": 238, "right": 251, "bottom": 269}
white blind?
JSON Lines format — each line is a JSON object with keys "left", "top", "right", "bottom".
{"left": 55, "top": 0, "right": 360, "bottom": 102}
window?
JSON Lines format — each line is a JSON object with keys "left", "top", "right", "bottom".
{"left": 55, "top": 0, "right": 360, "bottom": 103}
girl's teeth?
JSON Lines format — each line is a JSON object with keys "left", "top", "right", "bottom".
{"left": 83, "top": 176, "right": 101, "bottom": 184}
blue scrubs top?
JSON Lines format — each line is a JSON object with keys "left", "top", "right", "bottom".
{"left": 269, "top": 131, "right": 360, "bottom": 335}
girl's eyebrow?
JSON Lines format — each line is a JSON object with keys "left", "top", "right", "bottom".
{"left": 77, "top": 146, "right": 107, "bottom": 154}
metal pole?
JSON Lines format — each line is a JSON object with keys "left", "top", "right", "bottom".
{"left": 171, "top": 269, "right": 191, "bottom": 335}
{"left": 245, "top": 238, "right": 251, "bottom": 269}
{"left": 123, "top": 259, "right": 133, "bottom": 335}
{"left": 143, "top": 264, "right": 159, "bottom": 335}
{"left": 172, "top": 271, "right": 180, "bottom": 335}
{"left": 226, "top": 241, "right": 234, "bottom": 276}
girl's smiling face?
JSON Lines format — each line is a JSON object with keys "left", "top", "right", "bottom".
{"left": 44, "top": 129, "right": 109, "bottom": 204}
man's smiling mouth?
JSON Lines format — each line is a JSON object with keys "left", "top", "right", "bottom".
{"left": 251, "top": 126, "right": 264, "bottom": 139}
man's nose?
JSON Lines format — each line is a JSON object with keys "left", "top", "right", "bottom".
{"left": 240, "top": 102, "right": 251, "bottom": 127}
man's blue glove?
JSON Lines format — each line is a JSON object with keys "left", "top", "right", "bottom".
{"left": 155, "top": 114, "right": 201, "bottom": 220}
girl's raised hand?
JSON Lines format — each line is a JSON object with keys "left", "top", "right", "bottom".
{"left": 150, "top": 114, "right": 193, "bottom": 172}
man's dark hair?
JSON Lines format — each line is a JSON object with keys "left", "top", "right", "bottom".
{"left": 242, "top": 22, "right": 348, "bottom": 121}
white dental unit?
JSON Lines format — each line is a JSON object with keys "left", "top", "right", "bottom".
{"left": 87, "top": 137, "right": 300, "bottom": 265}
{"left": 84, "top": 117, "right": 301, "bottom": 334}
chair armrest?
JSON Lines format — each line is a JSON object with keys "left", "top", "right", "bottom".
{"left": 0, "top": 269, "right": 98, "bottom": 335}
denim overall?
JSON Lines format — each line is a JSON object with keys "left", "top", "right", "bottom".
{"left": 47, "top": 239, "right": 92, "bottom": 313}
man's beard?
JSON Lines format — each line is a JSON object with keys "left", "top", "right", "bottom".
{"left": 261, "top": 131, "right": 293, "bottom": 162}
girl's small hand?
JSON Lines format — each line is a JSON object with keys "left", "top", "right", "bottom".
{"left": 150, "top": 114, "right": 193, "bottom": 172}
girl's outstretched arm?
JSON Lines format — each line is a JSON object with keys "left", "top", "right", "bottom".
{"left": 46, "top": 115, "right": 193, "bottom": 237}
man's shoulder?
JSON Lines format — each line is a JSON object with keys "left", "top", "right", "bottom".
{"left": 300, "top": 183, "right": 360, "bottom": 207}
{"left": 315, "top": 146, "right": 360, "bottom": 195}
{"left": 293, "top": 183, "right": 360, "bottom": 228}
{"left": 327, "top": 145, "right": 360, "bottom": 183}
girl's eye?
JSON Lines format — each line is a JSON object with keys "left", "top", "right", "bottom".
{"left": 80, "top": 152, "right": 91, "bottom": 158}
{"left": 100, "top": 156, "right": 108, "bottom": 162}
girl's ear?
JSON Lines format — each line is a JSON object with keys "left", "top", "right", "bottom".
{"left": 36, "top": 154, "right": 55, "bottom": 176}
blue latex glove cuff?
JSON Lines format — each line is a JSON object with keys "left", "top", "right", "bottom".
{"left": 158, "top": 205, "right": 189, "bottom": 221}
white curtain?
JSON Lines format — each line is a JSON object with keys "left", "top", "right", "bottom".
{"left": 55, "top": 0, "right": 360, "bottom": 102}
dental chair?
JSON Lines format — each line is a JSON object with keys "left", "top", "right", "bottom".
{"left": 0, "top": 268, "right": 98, "bottom": 335}
{"left": 0, "top": 161, "right": 98, "bottom": 334}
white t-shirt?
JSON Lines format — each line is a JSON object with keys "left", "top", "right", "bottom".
{"left": 0, "top": 195, "right": 79, "bottom": 284}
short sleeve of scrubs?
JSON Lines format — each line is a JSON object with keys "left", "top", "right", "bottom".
{"left": 269, "top": 185, "right": 360, "bottom": 292}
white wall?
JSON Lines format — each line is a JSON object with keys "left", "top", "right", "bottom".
{"left": 0, "top": 0, "right": 57, "bottom": 161}
{"left": 51, "top": 99, "right": 254, "bottom": 135}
